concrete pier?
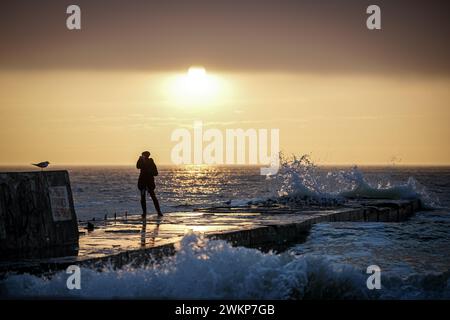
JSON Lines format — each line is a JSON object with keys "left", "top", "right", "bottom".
{"left": 0, "top": 171, "right": 79, "bottom": 260}
{"left": 0, "top": 198, "right": 421, "bottom": 274}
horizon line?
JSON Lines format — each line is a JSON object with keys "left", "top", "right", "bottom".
{"left": 1, "top": 163, "right": 450, "bottom": 168}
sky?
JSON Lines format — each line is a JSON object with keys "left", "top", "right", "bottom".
{"left": 0, "top": 0, "right": 449, "bottom": 165}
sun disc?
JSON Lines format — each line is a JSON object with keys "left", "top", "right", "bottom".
{"left": 167, "top": 66, "right": 224, "bottom": 107}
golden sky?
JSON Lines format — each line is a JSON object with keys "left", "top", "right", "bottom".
{"left": 0, "top": 70, "right": 449, "bottom": 165}
{"left": 0, "top": 0, "right": 449, "bottom": 166}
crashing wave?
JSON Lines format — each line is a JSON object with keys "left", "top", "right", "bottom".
{"left": 1, "top": 233, "right": 448, "bottom": 299}
{"left": 246, "top": 154, "right": 439, "bottom": 208}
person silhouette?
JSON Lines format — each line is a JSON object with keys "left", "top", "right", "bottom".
{"left": 137, "top": 151, "right": 163, "bottom": 218}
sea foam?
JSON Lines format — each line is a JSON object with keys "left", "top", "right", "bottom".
{"left": 1, "top": 233, "right": 448, "bottom": 299}
{"left": 260, "top": 155, "right": 439, "bottom": 208}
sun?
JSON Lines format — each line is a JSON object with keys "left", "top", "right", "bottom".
{"left": 167, "top": 66, "right": 225, "bottom": 107}
{"left": 183, "top": 66, "right": 211, "bottom": 96}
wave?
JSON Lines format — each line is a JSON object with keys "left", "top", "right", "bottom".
{"left": 1, "top": 233, "right": 448, "bottom": 299}
{"left": 257, "top": 155, "right": 439, "bottom": 208}
{"left": 338, "top": 167, "right": 429, "bottom": 201}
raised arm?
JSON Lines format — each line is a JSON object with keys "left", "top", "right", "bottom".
{"left": 136, "top": 157, "right": 143, "bottom": 169}
{"left": 150, "top": 158, "right": 159, "bottom": 176}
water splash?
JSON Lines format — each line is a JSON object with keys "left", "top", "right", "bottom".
{"left": 1, "top": 233, "right": 448, "bottom": 299}
{"left": 261, "top": 154, "right": 439, "bottom": 208}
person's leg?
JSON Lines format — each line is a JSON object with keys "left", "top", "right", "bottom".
{"left": 140, "top": 189, "right": 147, "bottom": 218}
{"left": 148, "top": 188, "right": 162, "bottom": 216}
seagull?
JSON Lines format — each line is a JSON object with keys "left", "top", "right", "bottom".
{"left": 32, "top": 161, "right": 50, "bottom": 170}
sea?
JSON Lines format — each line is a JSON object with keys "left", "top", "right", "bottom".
{"left": 1, "top": 161, "right": 450, "bottom": 299}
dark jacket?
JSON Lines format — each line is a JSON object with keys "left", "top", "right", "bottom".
{"left": 137, "top": 157, "right": 158, "bottom": 189}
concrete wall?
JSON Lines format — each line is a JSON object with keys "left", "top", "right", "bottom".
{"left": 209, "top": 199, "right": 421, "bottom": 253}
{"left": 0, "top": 171, "right": 79, "bottom": 260}
{"left": 0, "top": 197, "right": 421, "bottom": 274}
{"left": 75, "top": 200, "right": 421, "bottom": 271}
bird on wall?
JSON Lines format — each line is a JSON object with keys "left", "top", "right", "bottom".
{"left": 32, "top": 161, "right": 50, "bottom": 171}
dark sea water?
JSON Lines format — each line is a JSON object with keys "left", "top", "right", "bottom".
{"left": 62, "top": 165, "right": 448, "bottom": 219}
{"left": 1, "top": 165, "right": 450, "bottom": 299}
